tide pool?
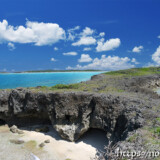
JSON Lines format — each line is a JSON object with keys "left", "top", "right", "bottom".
{"left": 0, "top": 72, "right": 103, "bottom": 89}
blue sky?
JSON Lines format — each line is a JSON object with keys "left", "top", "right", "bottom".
{"left": 0, "top": 0, "right": 160, "bottom": 71}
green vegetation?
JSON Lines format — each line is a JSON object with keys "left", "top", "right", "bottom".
{"left": 51, "top": 83, "right": 80, "bottom": 89}
{"left": 157, "top": 118, "right": 160, "bottom": 122}
{"left": 127, "top": 133, "right": 138, "bottom": 142}
{"left": 154, "top": 127, "right": 160, "bottom": 136}
{"left": 105, "top": 67, "right": 160, "bottom": 77}
{"left": 142, "top": 118, "right": 160, "bottom": 146}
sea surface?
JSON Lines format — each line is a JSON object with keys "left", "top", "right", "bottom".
{"left": 0, "top": 72, "right": 103, "bottom": 89}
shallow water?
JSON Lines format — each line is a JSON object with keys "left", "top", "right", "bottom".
{"left": 0, "top": 72, "right": 103, "bottom": 89}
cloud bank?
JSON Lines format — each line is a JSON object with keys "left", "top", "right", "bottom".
{"left": 0, "top": 20, "right": 65, "bottom": 46}
{"left": 67, "top": 55, "right": 136, "bottom": 70}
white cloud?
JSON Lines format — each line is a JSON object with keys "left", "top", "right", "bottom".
{"left": 152, "top": 46, "right": 160, "bottom": 65}
{"left": 81, "top": 27, "right": 95, "bottom": 36}
{"left": 54, "top": 47, "right": 58, "bottom": 51}
{"left": 132, "top": 46, "right": 143, "bottom": 53}
{"left": 83, "top": 47, "right": 92, "bottom": 51}
{"left": 71, "top": 27, "right": 96, "bottom": 46}
{"left": 63, "top": 51, "right": 78, "bottom": 56}
{"left": 7, "top": 42, "right": 15, "bottom": 50}
{"left": 67, "top": 55, "right": 135, "bottom": 70}
{"left": 96, "top": 38, "right": 121, "bottom": 52}
{"left": 51, "top": 58, "right": 56, "bottom": 61}
{"left": 99, "top": 32, "right": 105, "bottom": 37}
{"left": 68, "top": 26, "right": 80, "bottom": 32}
{"left": 131, "top": 58, "right": 139, "bottom": 64}
{"left": 158, "top": 35, "right": 160, "bottom": 39}
{"left": 72, "top": 36, "right": 96, "bottom": 46}
{"left": 78, "top": 54, "right": 92, "bottom": 63}
{"left": 0, "top": 19, "right": 65, "bottom": 46}
{"left": 67, "top": 26, "right": 80, "bottom": 41}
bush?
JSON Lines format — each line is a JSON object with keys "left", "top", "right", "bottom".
{"left": 51, "top": 83, "right": 79, "bottom": 89}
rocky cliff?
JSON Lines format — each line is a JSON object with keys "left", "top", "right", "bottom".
{"left": 1, "top": 71, "right": 160, "bottom": 144}
{"left": 0, "top": 88, "right": 147, "bottom": 142}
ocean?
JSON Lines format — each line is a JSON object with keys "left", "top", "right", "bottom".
{"left": 0, "top": 72, "right": 103, "bottom": 89}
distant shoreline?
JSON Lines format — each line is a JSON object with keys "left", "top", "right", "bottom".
{"left": 0, "top": 70, "right": 103, "bottom": 74}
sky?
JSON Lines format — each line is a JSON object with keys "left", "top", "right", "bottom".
{"left": 0, "top": 0, "right": 160, "bottom": 72}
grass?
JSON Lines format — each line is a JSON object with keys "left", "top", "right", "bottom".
{"left": 141, "top": 118, "right": 160, "bottom": 146}
{"left": 156, "top": 118, "right": 160, "bottom": 122}
{"left": 51, "top": 83, "right": 80, "bottom": 89}
{"left": 105, "top": 67, "right": 160, "bottom": 77}
{"left": 127, "top": 133, "right": 138, "bottom": 142}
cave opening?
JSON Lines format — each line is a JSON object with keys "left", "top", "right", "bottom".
{"left": 0, "top": 119, "right": 6, "bottom": 126}
{"left": 65, "top": 115, "right": 71, "bottom": 122}
{"left": 114, "top": 115, "right": 128, "bottom": 141}
{"left": 77, "top": 128, "right": 108, "bottom": 151}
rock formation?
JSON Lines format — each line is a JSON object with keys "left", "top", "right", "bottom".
{"left": 0, "top": 88, "right": 145, "bottom": 142}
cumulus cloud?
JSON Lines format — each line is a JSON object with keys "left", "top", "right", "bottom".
{"left": 54, "top": 47, "right": 58, "bottom": 51}
{"left": 131, "top": 58, "right": 139, "bottom": 64}
{"left": 96, "top": 38, "right": 121, "bottom": 52}
{"left": 78, "top": 54, "right": 92, "bottom": 63}
{"left": 99, "top": 32, "right": 105, "bottom": 37}
{"left": 132, "top": 46, "right": 143, "bottom": 53}
{"left": 152, "top": 46, "right": 160, "bottom": 65}
{"left": 67, "top": 55, "right": 135, "bottom": 70}
{"left": 81, "top": 27, "right": 95, "bottom": 36}
{"left": 63, "top": 51, "right": 78, "bottom": 56}
{"left": 72, "top": 36, "right": 96, "bottom": 46}
{"left": 158, "top": 35, "right": 160, "bottom": 39}
{"left": 0, "top": 19, "right": 65, "bottom": 46}
{"left": 71, "top": 27, "right": 96, "bottom": 46}
{"left": 7, "top": 42, "right": 15, "bottom": 50}
{"left": 83, "top": 47, "right": 92, "bottom": 51}
{"left": 51, "top": 58, "right": 56, "bottom": 61}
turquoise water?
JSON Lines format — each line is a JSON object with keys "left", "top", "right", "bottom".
{"left": 0, "top": 72, "right": 103, "bottom": 89}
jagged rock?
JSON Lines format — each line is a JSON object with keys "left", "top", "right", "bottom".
{"left": 10, "top": 125, "right": 18, "bottom": 133}
{"left": 9, "top": 125, "right": 24, "bottom": 134}
{"left": 0, "top": 88, "right": 146, "bottom": 142}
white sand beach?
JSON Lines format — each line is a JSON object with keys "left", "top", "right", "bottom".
{"left": 0, "top": 125, "right": 107, "bottom": 160}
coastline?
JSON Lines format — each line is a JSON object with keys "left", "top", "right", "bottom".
{"left": 1, "top": 67, "right": 160, "bottom": 160}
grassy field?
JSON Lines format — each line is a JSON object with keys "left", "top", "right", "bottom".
{"left": 105, "top": 67, "right": 160, "bottom": 76}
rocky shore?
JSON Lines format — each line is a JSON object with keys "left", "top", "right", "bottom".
{"left": 1, "top": 68, "right": 160, "bottom": 159}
